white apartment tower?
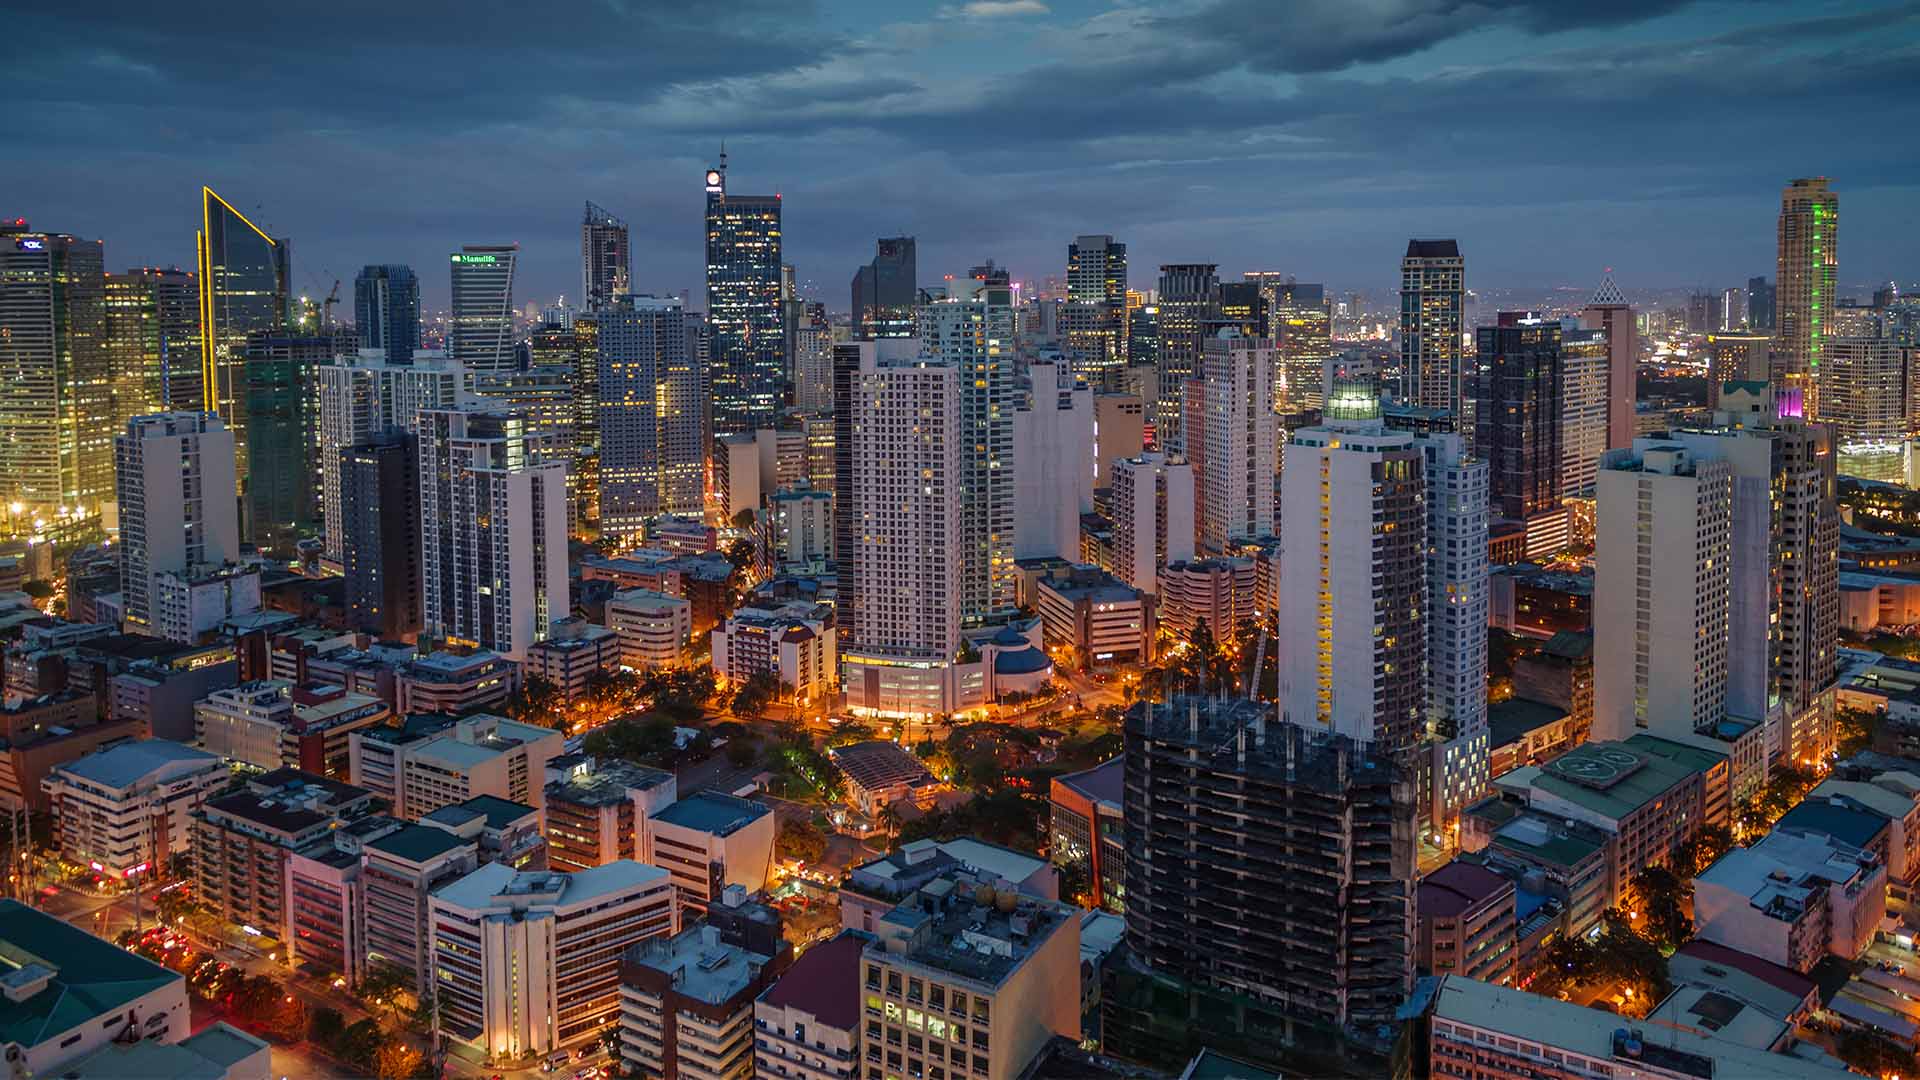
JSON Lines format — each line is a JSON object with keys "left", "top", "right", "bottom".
{"left": 921, "top": 280, "right": 1016, "bottom": 624}
{"left": 1110, "top": 452, "right": 1195, "bottom": 596}
{"left": 1419, "top": 431, "right": 1490, "bottom": 824}
{"left": 316, "top": 348, "right": 469, "bottom": 562}
{"left": 418, "top": 406, "right": 569, "bottom": 659}
{"left": 113, "top": 412, "right": 239, "bottom": 636}
{"left": 1198, "top": 329, "right": 1276, "bottom": 553}
{"left": 597, "top": 296, "right": 704, "bottom": 541}
{"left": 449, "top": 244, "right": 518, "bottom": 372}
{"left": 1593, "top": 441, "right": 1733, "bottom": 742}
{"left": 839, "top": 351, "right": 962, "bottom": 718}
{"left": 1012, "top": 361, "right": 1093, "bottom": 562}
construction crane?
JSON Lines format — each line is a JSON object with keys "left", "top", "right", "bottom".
{"left": 321, "top": 278, "right": 341, "bottom": 329}
{"left": 1244, "top": 628, "right": 1269, "bottom": 702}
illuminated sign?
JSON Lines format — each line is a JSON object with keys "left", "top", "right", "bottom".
{"left": 451, "top": 254, "right": 498, "bottom": 264}
{"left": 15, "top": 238, "right": 44, "bottom": 251}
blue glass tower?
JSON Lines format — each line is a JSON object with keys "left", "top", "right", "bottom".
{"left": 354, "top": 264, "right": 420, "bottom": 365}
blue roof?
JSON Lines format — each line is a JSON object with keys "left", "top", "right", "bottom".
{"left": 651, "top": 791, "right": 769, "bottom": 837}
{"left": 1515, "top": 888, "right": 1551, "bottom": 924}
{"left": 994, "top": 646, "right": 1052, "bottom": 675}
{"left": 1777, "top": 799, "right": 1887, "bottom": 851}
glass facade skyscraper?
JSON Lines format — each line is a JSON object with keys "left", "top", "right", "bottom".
{"left": 1400, "top": 239, "right": 1465, "bottom": 416}
{"left": 104, "top": 266, "right": 201, "bottom": 421}
{"left": 581, "top": 201, "right": 630, "bottom": 312}
{"left": 449, "top": 244, "right": 518, "bottom": 372}
{"left": 197, "top": 186, "right": 290, "bottom": 485}
{"left": 0, "top": 221, "right": 110, "bottom": 526}
{"left": 243, "top": 330, "right": 348, "bottom": 543}
{"left": 1775, "top": 177, "right": 1837, "bottom": 417}
{"left": 354, "top": 264, "right": 419, "bottom": 365}
{"left": 703, "top": 160, "right": 785, "bottom": 434}
{"left": 850, "top": 236, "right": 916, "bottom": 340}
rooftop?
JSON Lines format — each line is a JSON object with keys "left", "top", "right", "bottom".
{"left": 1517, "top": 741, "right": 1700, "bottom": 823}
{"left": 52, "top": 738, "right": 220, "bottom": 790}
{"left": 1418, "top": 861, "right": 1514, "bottom": 919}
{"left": 1647, "top": 984, "right": 1789, "bottom": 1051}
{"left": 365, "top": 824, "right": 473, "bottom": 865}
{"left": 1776, "top": 797, "right": 1890, "bottom": 851}
{"left": 433, "top": 858, "right": 670, "bottom": 912}
{"left": 830, "top": 740, "right": 940, "bottom": 792}
{"left": 56, "top": 1021, "right": 266, "bottom": 1080}
{"left": 427, "top": 793, "right": 538, "bottom": 832}
{"left": 546, "top": 758, "right": 675, "bottom": 807}
{"left": 1488, "top": 698, "right": 1567, "bottom": 748}
{"left": 757, "top": 930, "right": 866, "bottom": 1030}
{"left": 1052, "top": 756, "right": 1123, "bottom": 812}
{"left": 0, "top": 900, "right": 182, "bottom": 1050}
{"left": 866, "top": 870, "right": 1075, "bottom": 989}
{"left": 627, "top": 924, "right": 774, "bottom": 1006}
{"left": 651, "top": 791, "right": 770, "bottom": 837}
{"left": 1671, "top": 939, "right": 1818, "bottom": 1013}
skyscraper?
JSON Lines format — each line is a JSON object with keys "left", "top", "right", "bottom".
{"left": 850, "top": 236, "right": 916, "bottom": 340}
{"left": 417, "top": 406, "right": 569, "bottom": 660}
{"left": 1197, "top": 330, "right": 1276, "bottom": 553}
{"left": 1775, "top": 178, "right": 1837, "bottom": 416}
{"left": 449, "top": 244, "right": 518, "bottom": 373}
{"left": 1473, "top": 313, "right": 1563, "bottom": 531}
{"left": 1399, "top": 239, "right": 1465, "bottom": 415}
{"left": 1013, "top": 361, "right": 1094, "bottom": 563}
{"left": 339, "top": 436, "right": 421, "bottom": 641}
{"left": 242, "top": 330, "right": 349, "bottom": 543}
{"left": 597, "top": 296, "right": 703, "bottom": 541}
{"left": 1578, "top": 274, "right": 1636, "bottom": 450}
{"left": 103, "top": 266, "right": 200, "bottom": 424}
{"left": 196, "top": 187, "right": 290, "bottom": 484}
{"left": 581, "top": 201, "right": 630, "bottom": 313}
{"left": 1559, "top": 324, "right": 1610, "bottom": 498}
{"left": 1417, "top": 431, "right": 1490, "bottom": 824}
{"left": 0, "top": 222, "right": 111, "bottom": 524}
{"left": 1110, "top": 452, "right": 1194, "bottom": 596}
{"left": 1704, "top": 331, "right": 1772, "bottom": 408}
{"left": 1748, "top": 275, "right": 1777, "bottom": 331}
{"left": 703, "top": 159, "right": 785, "bottom": 434}
{"left": 1269, "top": 280, "right": 1333, "bottom": 412}
{"left": 1064, "top": 235, "right": 1127, "bottom": 385}
{"left": 921, "top": 274, "right": 1016, "bottom": 625}
{"left": 316, "top": 349, "right": 469, "bottom": 565}
{"left": 1821, "top": 337, "right": 1907, "bottom": 458}
{"left": 353, "top": 265, "right": 419, "bottom": 365}
{"left": 791, "top": 303, "right": 833, "bottom": 412}
{"left": 1153, "top": 264, "right": 1217, "bottom": 450}
{"left": 114, "top": 413, "right": 240, "bottom": 636}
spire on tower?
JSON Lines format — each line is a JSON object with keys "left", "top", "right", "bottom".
{"left": 1590, "top": 271, "right": 1626, "bottom": 307}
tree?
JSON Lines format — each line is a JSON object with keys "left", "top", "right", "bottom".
{"left": 1624, "top": 867, "right": 1690, "bottom": 949}
{"left": 731, "top": 508, "right": 758, "bottom": 532}
{"left": 729, "top": 671, "right": 780, "bottom": 720}
{"left": 725, "top": 737, "right": 761, "bottom": 768}
{"left": 777, "top": 818, "right": 829, "bottom": 864}
{"left": 1836, "top": 1030, "right": 1917, "bottom": 1078}
{"left": 307, "top": 1006, "right": 346, "bottom": 1047}
{"left": 373, "top": 1038, "right": 424, "bottom": 1080}
{"left": 725, "top": 537, "right": 756, "bottom": 572}
{"left": 504, "top": 675, "right": 565, "bottom": 729}
{"left": 335, "top": 1019, "right": 385, "bottom": 1070}
{"left": 262, "top": 991, "right": 308, "bottom": 1043}
{"left": 1837, "top": 706, "right": 1878, "bottom": 758}
{"left": 358, "top": 962, "right": 411, "bottom": 1019}
{"left": 21, "top": 580, "right": 52, "bottom": 600}
{"left": 600, "top": 1023, "right": 625, "bottom": 1077}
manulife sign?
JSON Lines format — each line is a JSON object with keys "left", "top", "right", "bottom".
{"left": 452, "top": 254, "right": 498, "bottom": 264}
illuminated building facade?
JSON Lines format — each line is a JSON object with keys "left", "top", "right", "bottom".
{"left": 449, "top": 244, "right": 518, "bottom": 373}
{"left": 581, "top": 201, "right": 630, "bottom": 313}
{"left": 196, "top": 187, "right": 290, "bottom": 485}
{"left": 0, "top": 222, "right": 111, "bottom": 525}
{"left": 850, "top": 236, "right": 916, "bottom": 340}
{"left": 1064, "top": 234, "right": 1127, "bottom": 385}
{"left": 353, "top": 264, "right": 419, "bottom": 365}
{"left": 1400, "top": 239, "right": 1465, "bottom": 416}
{"left": 922, "top": 277, "right": 1016, "bottom": 626}
{"left": 104, "top": 266, "right": 200, "bottom": 424}
{"left": 1578, "top": 274, "right": 1636, "bottom": 451}
{"left": 114, "top": 413, "right": 240, "bottom": 636}
{"left": 704, "top": 160, "right": 785, "bottom": 434}
{"left": 1775, "top": 178, "right": 1837, "bottom": 416}
{"left": 597, "top": 295, "right": 704, "bottom": 543}
{"left": 1153, "top": 263, "right": 1216, "bottom": 451}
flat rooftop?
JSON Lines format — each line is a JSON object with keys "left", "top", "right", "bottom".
{"left": 426, "top": 793, "right": 538, "bottom": 831}
{"left": 1052, "top": 756, "right": 1123, "bottom": 812}
{"left": 757, "top": 930, "right": 865, "bottom": 1030}
{"left": 57, "top": 1020, "right": 267, "bottom": 1080}
{"left": 54, "top": 738, "right": 221, "bottom": 790}
{"left": 547, "top": 759, "right": 675, "bottom": 807}
{"left": 867, "top": 873, "right": 1073, "bottom": 989}
{"left": 0, "top": 900, "right": 182, "bottom": 1050}
{"left": 651, "top": 791, "right": 769, "bottom": 837}
{"left": 626, "top": 925, "right": 773, "bottom": 1005}
{"left": 365, "top": 824, "right": 473, "bottom": 864}
{"left": 1518, "top": 741, "right": 1700, "bottom": 823}
{"left": 434, "top": 859, "right": 670, "bottom": 912}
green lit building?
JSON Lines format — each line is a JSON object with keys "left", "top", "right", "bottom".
{"left": 1774, "top": 177, "right": 1836, "bottom": 417}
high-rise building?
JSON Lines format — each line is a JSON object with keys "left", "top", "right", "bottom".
{"left": 339, "top": 436, "right": 421, "bottom": 640}
{"left": 1012, "top": 361, "right": 1094, "bottom": 562}
{"left": 1578, "top": 274, "right": 1636, "bottom": 451}
{"left": 1775, "top": 178, "right": 1838, "bottom": 415}
{"left": 1153, "top": 265, "right": 1216, "bottom": 449}
{"left": 850, "top": 236, "right": 916, "bottom": 340}
{"left": 449, "top": 244, "right": 518, "bottom": 372}
{"left": 1400, "top": 239, "right": 1466, "bottom": 416}
{"left": 242, "top": 330, "right": 347, "bottom": 542}
{"left": 1197, "top": 330, "right": 1276, "bottom": 553}
{"left": 921, "top": 276, "right": 1016, "bottom": 625}
{"left": 597, "top": 296, "right": 704, "bottom": 542}
{"left": 1110, "top": 452, "right": 1195, "bottom": 596}
{"left": 418, "top": 406, "right": 569, "bottom": 659}
{"left": 703, "top": 159, "right": 785, "bottom": 434}
{"left": 196, "top": 187, "right": 290, "bottom": 484}
{"left": 1592, "top": 441, "right": 1733, "bottom": 741}
{"left": 103, "top": 266, "right": 200, "bottom": 423}
{"left": 1270, "top": 280, "right": 1333, "bottom": 412}
{"left": 0, "top": 222, "right": 110, "bottom": 524}
{"left": 1064, "top": 235, "right": 1128, "bottom": 384}
{"left": 792, "top": 302, "right": 833, "bottom": 412}
{"left": 1704, "top": 331, "right": 1772, "bottom": 407}
{"left": 581, "top": 201, "right": 630, "bottom": 312}
{"left": 1473, "top": 313, "right": 1563, "bottom": 527}
{"left": 838, "top": 343, "right": 961, "bottom": 717}
{"left": 353, "top": 265, "right": 419, "bottom": 365}
{"left": 114, "top": 413, "right": 240, "bottom": 636}
{"left": 1278, "top": 389, "right": 1427, "bottom": 756}
{"left": 1821, "top": 337, "right": 1907, "bottom": 454}
{"left": 1119, "top": 698, "right": 1415, "bottom": 1045}
{"left": 1748, "top": 275, "right": 1777, "bottom": 331}
{"left": 316, "top": 349, "right": 469, "bottom": 564}
{"left": 1559, "top": 324, "right": 1610, "bottom": 498}
{"left": 1418, "top": 431, "right": 1490, "bottom": 824}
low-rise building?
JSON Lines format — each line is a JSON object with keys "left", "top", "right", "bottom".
{"left": 349, "top": 713, "right": 563, "bottom": 819}
{"left": 619, "top": 921, "right": 791, "bottom": 1080}
{"left": 152, "top": 563, "right": 261, "bottom": 645}
{"left": 395, "top": 650, "right": 517, "bottom": 716}
{"left": 1492, "top": 739, "right": 1708, "bottom": 878}
{"left": 193, "top": 679, "right": 389, "bottom": 778}
{"left": 605, "top": 588, "right": 692, "bottom": 669}
{"left": 1487, "top": 698, "right": 1576, "bottom": 779}
{"left": 109, "top": 657, "right": 240, "bottom": 742}
{"left": 283, "top": 815, "right": 403, "bottom": 986}
{"left": 543, "top": 756, "right": 678, "bottom": 873}
{"left": 646, "top": 792, "right": 776, "bottom": 916}
{"left": 42, "top": 739, "right": 227, "bottom": 880}
{"left": 363, "top": 823, "right": 482, "bottom": 997}
{"left": 429, "top": 861, "right": 679, "bottom": 1065}
{"left": 1459, "top": 800, "right": 1616, "bottom": 940}
{"left": 829, "top": 740, "right": 945, "bottom": 817}
{"left": 421, "top": 794, "right": 546, "bottom": 869}
{"left": 0, "top": 699, "right": 140, "bottom": 814}
{"left": 192, "top": 769, "right": 378, "bottom": 948}
{"left": 1694, "top": 829, "right": 1888, "bottom": 973}
{"left": 56, "top": 1022, "right": 269, "bottom": 1080}
{"left": 1416, "top": 861, "right": 1516, "bottom": 986}
{"left": 1813, "top": 773, "right": 1920, "bottom": 885}
{"left": 1156, "top": 557, "right": 1255, "bottom": 637}
{"left": 523, "top": 618, "right": 621, "bottom": 701}
{"left": 1036, "top": 568, "right": 1151, "bottom": 670}
{"left": 1049, "top": 758, "right": 1125, "bottom": 912}
{"left": 754, "top": 929, "right": 866, "bottom": 1080}
{"left": 710, "top": 602, "right": 836, "bottom": 704}
{"left": 842, "top": 838, "right": 1058, "bottom": 936}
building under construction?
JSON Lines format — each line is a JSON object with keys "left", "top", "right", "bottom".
{"left": 1106, "top": 695, "right": 1418, "bottom": 1074}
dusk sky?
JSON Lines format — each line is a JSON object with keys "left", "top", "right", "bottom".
{"left": 7, "top": 0, "right": 1918, "bottom": 311}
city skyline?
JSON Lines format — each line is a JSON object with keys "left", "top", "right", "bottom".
{"left": 6, "top": 2, "right": 1918, "bottom": 310}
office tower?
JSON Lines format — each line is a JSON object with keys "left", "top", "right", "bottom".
{"left": 339, "top": 437, "right": 421, "bottom": 640}
{"left": 1686, "top": 291, "right": 1716, "bottom": 334}
{"left": 1064, "top": 235, "right": 1128, "bottom": 383}
{"left": 1704, "top": 331, "right": 1772, "bottom": 408}
{"left": 1400, "top": 239, "right": 1466, "bottom": 415}
{"left": 449, "top": 244, "right": 517, "bottom": 372}
{"left": 418, "top": 406, "right": 569, "bottom": 660}
{"left": 1821, "top": 337, "right": 1907, "bottom": 456}
{"left": 103, "top": 266, "right": 200, "bottom": 424}
{"left": 1720, "top": 286, "right": 1746, "bottom": 331}
{"left": 114, "top": 413, "right": 240, "bottom": 636}
{"left": 620, "top": 921, "right": 791, "bottom": 1080}
{"left": 1775, "top": 178, "right": 1838, "bottom": 415}
{"left": 1120, "top": 698, "right": 1414, "bottom": 1046}
{"left": 831, "top": 342, "right": 864, "bottom": 642}
{"left": 1013, "top": 361, "right": 1094, "bottom": 562}
{"left": 242, "top": 331, "right": 346, "bottom": 542}
{"left": 1128, "top": 304, "right": 1161, "bottom": 369}
{"left": 353, "top": 265, "right": 419, "bottom": 365}
{"left": 1559, "top": 324, "right": 1610, "bottom": 498}
{"left": 597, "top": 296, "right": 703, "bottom": 542}
{"left": 1111, "top": 452, "right": 1195, "bottom": 595}
{"left": 1154, "top": 264, "right": 1217, "bottom": 449}
{"left": 1197, "top": 330, "right": 1276, "bottom": 552}
{"left": 316, "top": 350, "right": 468, "bottom": 564}
{"left": 922, "top": 276, "right": 1016, "bottom": 625}
{"left": 792, "top": 302, "right": 833, "bottom": 411}
{"left": 1278, "top": 389, "right": 1426, "bottom": 755}
{"left": 850, "top": 236, "right": 916, "bottom": 339}
{"left": 581, "top": 201, "right": 630, "bottom": 312}
{"left": 0, "top": 223, "right": 110, "bottom": 523}
{"left": 1214, "top": 282, "right": 1267, "bottom": 337}
{"left": 473, "top": 368, "right": 575, "bottom": 451}
{"left": 1417, "top": 431, "right": 1490, "bottom": 824}
{"left": 1578, "top": 274, "right": 1637, "bottom": 451}
{"left": 196, "top": 187, "right": 290, "bottom": 483}
{"left": 1749, "top": 275, "right": 1777, "bottom": 331}
{"left": 1474, "top": 313, "right": 1563, "bottom": 529}
{"left": 838, "top": 343, "right": 960, "bottom": 717}
{"left": 1271, "top": 280, "right": 1333, "bottom": 412}
{"left": 703, "top": 159, "right": 785, "bottom": 433}
{"left": 1592, "top": 441, "right": 1732, "bottom": 741}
